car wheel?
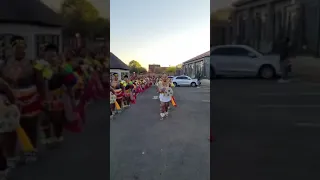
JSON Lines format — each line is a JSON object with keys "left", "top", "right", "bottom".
{"left": 259, "top": 65, "right": 275, "bottom": 79}
{"left": 191, "top": 82, "right": 196, "bottom": 87}
{"left": 173, "top": 82, "right": 178, "bottom": 87}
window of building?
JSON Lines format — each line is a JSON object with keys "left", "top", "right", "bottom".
{"left": 121, "top": 72, "right": 129, "bottom": 79}
{"left": 35, "top": 34, "right": 60, "bottom": 58}
{"left": 0, "top": 34, "right": 27, "bottom": 61}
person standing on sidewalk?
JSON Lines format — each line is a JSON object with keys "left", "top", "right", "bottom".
{"left": 278, "top": 37, "right": 291, "bottom": 83}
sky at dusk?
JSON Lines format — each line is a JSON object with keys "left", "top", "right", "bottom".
{"left": 110, "top": 0, "right": 210, "bottom": 68}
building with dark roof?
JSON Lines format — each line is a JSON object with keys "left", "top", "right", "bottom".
{"left": 0, "top": 0, "right": 64, "bottom": 60}
{"left": 148, "top": 64, "right": 160, "bottom": 73}
{"left": 110, "top": 52, "right": 129, "bottom": 79}
{"left": 182, "top": 51, "right": 210, "bottom": 79}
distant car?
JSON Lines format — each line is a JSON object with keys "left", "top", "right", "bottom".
{"left": 168, "top": 76, "right": 174, "bottom": 79}
{"left": 172, "top": 75, "right": 199, "bottom": 87}
{"left": 210, "top": 45, "right": 282, "bottom": 79}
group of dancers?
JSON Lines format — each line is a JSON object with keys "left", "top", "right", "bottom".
{"left": 109, "top": 73, "right": 154, "bottom": 118}
{"left": 0, "top": 36, "right": 109, "bottom": 179}
{"left": 109, "top": 72, "right": 177, "bottom": 120}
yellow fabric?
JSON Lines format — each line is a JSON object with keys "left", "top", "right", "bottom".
{"left": 16, "top": 126, "right": 34, "bottom": 152}
{"left": 93, "top": 60, "right": 102, "bottom": 67}
{"left": 121, "top": 81, "right": 127, "bottom": 87}
{"left": 171, "top": 97, "right": 177, "bottom": 106}
{"left": 52, "top": 88, "right": 64, "bottom": 96}
{"left": 42, "top": 67, "right": 53, "bottom": 79}
{"left": 74, "top": 73, "right": 84, "bottom": 89}
{"left": 33, "top": 63, "right": 43, "bottom": 70}
{"left": 84, "top": 58, "right": 92, "bottom": 65}
{"left": 33, "top": 61, "right": 53, "bottom": 79}
{"left": 115, "top": 101, "right": 121, "bottom": 110}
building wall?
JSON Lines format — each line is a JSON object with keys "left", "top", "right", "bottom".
{"left": 211, "top": 24, "right": 228, "bottom": 46}
{"left": 149, "top": 64, "right": 160, "bottom": 73}
{"left": 0, "top": 23, "right": 62, "bottom": 60}
{"left": 182, "top": 56, "right": 210, "bottom": 79}
{"left": 301, "top": 0, "right": 320, "bottom": 55}
{"left": 232, "top": 0, "right": 312, "bottom": 53}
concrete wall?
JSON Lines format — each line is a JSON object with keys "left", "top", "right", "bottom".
{"left": 0, "top": 23, "right": 62, "bottom": 59}
{"left": 182, "top": 56, "right": 210, "bottom": 79}
{"left": 300, "top": 0, "right": 320, "bottom": 55}
{"left": 231, "top": 0, "right": 316, "bottom": 54}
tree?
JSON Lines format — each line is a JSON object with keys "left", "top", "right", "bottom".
{"left": 128, "top": 60, "right": 145, "bottom": 73}
{"left": 128, "top": 60, "right": 142, "bottom": 68}
{"left": 176, "top": 64, "right": 182, "bottom": 68}
{"left": 138, "top": 67, "right": 147, "bottom": 74}
{"left": 61, "top": 0, "right": 100, "bottom": 37}
{"left": 166, "top": 66, "right": 177, "bottom": 75}
{"left": 92, "top": 17, "right": 110, "bottom": 38}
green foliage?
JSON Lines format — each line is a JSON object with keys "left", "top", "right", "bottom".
{"left": 128, "top": 60, "right": 146, "bottom": 74}
{"left": 166, "top": 66, "right": 176, "bottom": 74}
{"left": 60, "top": 0, "right": 109, "bottom": 38}
{"left": 128, "top": 60, "right": 142, "bottom": 68}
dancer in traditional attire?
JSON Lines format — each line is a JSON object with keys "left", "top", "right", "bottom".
{"left": 111, "top": 73, "right": 123, "bottom": 113}
{"left": 36, "top": 44, "right": 66, "bottom": 148}
{"left": 1, "top": 36, "right": 44, "bottom": 163}
{"left": 0, "top": 78, "right": 19, "bottom": 178}
{"left": 157, "top": 74, "right": 173, "bottom": 120}
{"left": 122, "top": 75, "right": 134, "bottom": 107}
{"left": 110, "top": 89, "right": 116, "bottom": 119}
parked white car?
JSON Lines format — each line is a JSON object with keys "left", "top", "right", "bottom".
{"left": 210, "top": 45, "right": 282, "bottom": 79}
{"left": 172, "top": 75, "right": 199, "bottom": 87}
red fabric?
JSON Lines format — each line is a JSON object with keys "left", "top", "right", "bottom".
{"left": 209, "top": 129, "right": 214, "bottom": 142}
{"left": 18, "top": 93, "right": 42, "bottom": 115}
{"left": 75, "top": 99, "right": 86, "bottom": 123}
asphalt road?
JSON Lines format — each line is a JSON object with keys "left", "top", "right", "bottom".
{"left": 110, "top": 86, "right": 210, "bottom": 180}
{"left": 11, "top": 100, "right": 109, "bottom": 180}
{"left": 11, "top": 86, "right": 210, "bottom": 180}
{"left": 211, "top": 78, "right": 320, "bottom": 180}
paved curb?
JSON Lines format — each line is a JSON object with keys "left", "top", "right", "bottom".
{"left": 291, "top": 56, "right": 320, "bottom": 83}
{"left": 200, "top": 79, "right": 210, "bottom": 88}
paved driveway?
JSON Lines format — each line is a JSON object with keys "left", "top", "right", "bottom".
{"left": 11, "top": 86, "right": 210, "bottom": 180}
{"left": 11, "top": 100, "right": 109, "bottom": 180}
{"left": 212, "top": 78, "right": 320, "bottom": 180}
{"left": 111, "top": 86, "right": 210, "bottom": 180}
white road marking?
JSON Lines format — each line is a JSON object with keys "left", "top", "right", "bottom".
{"left": 152, "top": 96, "right": 158, "bottom": 99}
{"left": 190, "top": 91, "right": 210, "bottom": 93}
{"left": 259, "top": 93, "right": 320, "bottom": 96}
{"left": 295, "top": 122, "right": 320, "bottom": 128}
{"left": 202, "top": 100, "right": 210, "bottom": 102}
{"left": 258, "top": 105, "right": 320, "bottom": 108}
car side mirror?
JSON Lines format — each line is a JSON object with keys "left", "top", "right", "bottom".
{"left": 248, "top": 53, "right": 257, "bottom": 58}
